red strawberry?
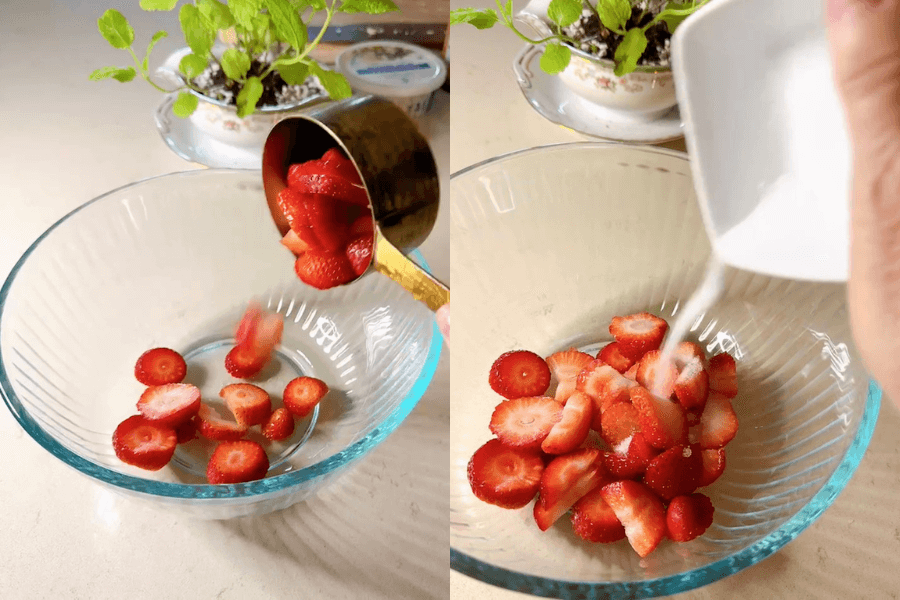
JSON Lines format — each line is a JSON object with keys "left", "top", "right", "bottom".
{"left": 636, "top": 350, "right": 678, "bottom": 399}
{"left": 134, "top": 347, "right": 187, "bottom": 386}
{"left": 175, "top": 416, "right": 199, "bottom": 444}
{"left": 600, "top": 480, "right": 667, "bottom": 558}
{"left": 295, "top": 250, "right": 357, "bottom": 290}
{"left": 608, "top": 312, "right": 669, "bottom": 361}
{"left": 602, "top": 432, "right": 659, "bottom": 480}
{"left": 349, "top": 214, "right": 374, "bottom": 237}
{"left": 489, "top": 350, "right": 551, "bottom": 400}
{"left": 597, "top": 342, "right": 635, "bottom": 374}
{"left": 575, "top": 359, "right": 619, "bottom": 401}
{"left": 220, "top": 383, "right": 272, "bottom": 428}
{"left": 595, "top": 370, "right": 638, "bottom": 419}
{"left": 225, "top": 345, "right": 268, "bottom": 380}
{"left": 275, "top": 187, "right": 312, "bottom": 244}
{"left": 320, "top": 147, "right": 365, "bottom": 185}
{"left": 281, "top": 229, "right": 310, "bottom": 256}
{"left": 630, "top": 386, "right": 687, "bottom": 449}
{"left": 291, "top": 172, "right": 369, "bottom": 207}
{"left": 623, "top": 363, "right": 638, "bottom": 381}
{"left": 262, "top": 407, "right": 295, "bottom": 441}
{"left": 136, "top": 383, "right": 201, "bottom": 428}
{"left": 206, "top": 440, "right": 270, "bottom": 484}
{"left": 571, "top": 487, "right": 626, "bottom": 543}
{"left": 197, "top": 403, "right": 249, "bottom": 441}
{"left": 708, "top": 353, "right": 738, "bottom": 397}
{"left": 467, "top": 438, "right": 545, "bottom": 509}
{"left": 490, "top": 396, "right": 562, "bottom": 450}
{"left": 673, "top": 357, "right": 709, "bottom": 411}
{"left": 283, "top": 376, "right": 329, "bottom": 419}
{"left": 599, "top": 402, "right": 642, "bottom": 448}
{"left": 302, "top": 194, "right": 352, "bottom": 253}
{"left": 643, "top": 444, "right": 703, "bottom": 500}
{"left": 112, "top": 415, "right": 177, "bottom": 471}
{"left": 545, "top": 348, "right": 593, "bottom": 402}
{"left": 699, "top": 448, "right": 726, "bottom": 487}
{"left": 533, "top": 448, "right": 610, "bottom": 531}
{"left": 541, "top": 391, "right": 593, "bottom": 455}
{"left": 666, "top": 493, "right": 714, "bottom": 542}
{"left": 346, "top": 235, "right": 373, "bottom": 277}
{"left": 234, "top": 302, "right": 262, "bottom": 346}
{"left": 699, "top": 392, "right": 738, "bottom": 448}
{"left": 228, "top": 305, "right": 284, "bottom": 379}
{"left": 672, "top": 341, "right": 706, "bottom": 370}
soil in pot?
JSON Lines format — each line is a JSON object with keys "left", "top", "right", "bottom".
{"left": 562, "top": 1, "right": 672, "bottom": 68}
{"left": 191, "top": 54, "right": 325, "bottom": 109}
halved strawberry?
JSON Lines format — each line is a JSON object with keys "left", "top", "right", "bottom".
{"left": 608, "top": 312, "right": 669, "bottom": 361}
{"left": 489, "top": 350, "right": 551, "bottom": 400}
{"left": 228, "top": 305, "right": 284, "bottom": 379}
{"left": 262, "top": 407, "right": 295, "bottom": 441}
{"left": 234, "top": 302, "right": 263, "bottom": 347}
{"left": 599, "top": 402, "right": 642, "bottom": 448}
{"left": 467, "top": 438, "right": 545, "bottom": 509}
{"left": 672, "top": 341, "right": 706, "bottom": 370}
{"left": 275, "top": 187, "right": 313, "bottom": 246}
{"left": 708, "top": 353, "right": 738, "bottom": 397}
{"left": 636, "top": 350, "right": 678, "bottom": 399}
{"left": 346, "top": 235, "right": 373, "bottom": 277}
{"left": 283, "top": 376, "right": 329, "bottom": 419}
{"left": 575, "top": 359, "right": 619, "bottom": 401}
{"left": 225, "top": 345, "right": 268, "bottom": 380}
{"left": 134, "top": 347, "right": 187, "bottom": 386}
{"left": 136, "top": 383, "right": 201, "bottom": 428}
{"left": 295, "top": 250, "right": 357, "bottom": 290}
{"left": 291, "top": 172, "right": 369, "bottom": 207}
{"left": 349, "top": 214, "right": 374, "bottom": 237}
{"left": 220, "top": 383, "right": 272, "bottom": 428}
{"left": 321, "top": 147, "right": 366, "bottom": 187}
{"left": 666, "top": 493, "right": 714, "bottom": 542}
{"left": 699, "top": 448, "right": 726, "bottom": 487}
{"left": 571, "top": 486, "right": 626, "bottom": 543}
{"left": 673, "top": 357, "right": 709, "bottom": 411}
{"left": 206, "top": 440, "right": 270, "bottom": 484}
{"left": 600, "top": 480, "right": 667, "bottom": 558}
{"left": 699, "top": 392, "right": 738, "bottom": 448}
{"left": 597, "top": 342, "right": 635, "bottom": 374}
{"left": 197, "top": 403, "right": 249, "bottom": 441}
{"left": 545, "top": 348, "right": 593, "bottom": 402}
{"left": 533, "top": 448, "right": 609, "bottom": 531}
{"left": 643, "top": 444, "right": 702, "bottom": 500}
{"left": 303, "top": 194, "right": 352, "bottom": 253}
{"left": 595, "top": 370, "right": 639, "bottom": 419}
{"left": 602, "top": 432, "right": 659, "bottom": 480}
{"left": 175, "top": 416, "right": 199, "bottom": 444}
{"left": 630, "top": 386, "right": 687, "bottom": 449}
{"left": 490, "top": 396, "right": 562, "bottom": 450}
{"left": 623, "top": 363, "right": 638, "bottom": 381}
{"left": 112, "top": 415, "right": 177, "bottom": 471}
{"left": 281, "top": 229, "right": 310, "bottom": 256}
{"left": 541, "top": 391, "right": 593, "bottom": 455}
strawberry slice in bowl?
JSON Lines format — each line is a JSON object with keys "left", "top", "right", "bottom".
{"left": 226, "top": 303, "right": 284, "bottom": 380}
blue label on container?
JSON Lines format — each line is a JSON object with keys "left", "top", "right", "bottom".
{"left": 356, "top": 63, "right": 432, "bottom": 76}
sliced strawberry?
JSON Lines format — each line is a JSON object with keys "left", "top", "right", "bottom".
{"left": 571, "top": 486, "right": 626, "bottom": 543}
{"left": 708, "top": 353, "right": 738, "bottom": 397}
{"left": 320, "top": 147, "right": 365, "bottom": 185}
{"left": 672, "top": 341, "right": 706, "bottom": 370}
{"left": 136, "top": 383, "right": 201, "bottom": 428}
{"left": 349, "top": 214, "right": 374, "bottom": 237}
{"left": 206, "top": 440, "right": 270, "bottom": 484}
{"left": 575, "top": 359, "right": 619, "bottom": 402}
{"left": 541, "top": 391, "right": 593, "bottom": 455}
{"left": 636, "top": 350, "right": 678, "bottom": 399}
{"left": 303, "top": 193, "right": 352, "bottom": 253}
{"left": 608, "top": 312, "right": 669, "bottom": 361}
{"left": 599, "top": 402, "right": 642, "bottom": 448}
{"left": 134, "top": 347, "right": 187, "bottom": 386}
{"left": 602, "top": 432, "right": 659, "bottom": 480}
{"left": 283, "top": 376, "right": 329, "bottom": 419}
{"left": 295, "top": 250, "right": 357, "bottom": 290}
{"left": 699, "top": 448, "right": 726, "bottom": 487}
{"left": 673, "top": 357, "right": 709, "bottom": 411}
{"left": 623, "top": 363, "right": 638, "bottom": 381}
{"left": 275, "top": 187, "right": 314, "bottom": 246}
{"left": 228, "top": 305, "right": 284, "bottom": 378}
{"left": 112, "top": 415, "right": 177, "bottom": 471}
{"left": 490, "top": 396, "right": 562, "bottom": 450}
{"left": 597, "top": 342, "right": 635, "bottom": 374}
{"left": 643, "top": 444, "right": 703, "bottom": 500}
{"left": 197, "top": 403, "right": 249, "bottom": 441}
{"left": 262, "top": 407, "right": 295, "bottom": 441}
{"left": 346, "top": 235, "right": 373, "bottom": 277}
{"left": 699, "top": 392, "right": 738, "bottom": 448}
{"left": 467, "top": 438, "right": 545, "bottom": 509}
{"left": 595, "top": 370, "right": 639, "bottom": 420}
{"left": 666, "top": 493, "right": 714, "bottom": 542}
{"left": 601, "top": 480, "right": 667, "bottom": 558}
{"left": 281, "top": 229, "right": 310, "bottom": 256}
{"left": 489, "top": 350, "right": 551, "bottom": 400}
{"left": 545, "top": 348, "right": 593, "bottom": 402}
{"left": 225, "top": 345, "right": 267, "bottom": 379}
{"left": 533, "top": 448, "right": 609, "bottom": 531}
{"left": 630, "top": 386, "right": 687, "bottom": 449}
{"left": 291, "top": 172, "right": 370, "bottom": 207}
{"left": 234, "top": 302, "right": 263, "bottom": 347}
{"left": 175, "top": 416, "right": 199, "bottom": 444}
{"left": 220, "top": 383, "right": 272, "bottom": 428}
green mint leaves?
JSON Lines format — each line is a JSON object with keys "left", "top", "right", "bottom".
{"left": 221, "top": 48, "right": 252, "bottom": 80}
{"left": 236, "top": 77, "right": 264, "bottom": 117}
{"left": 276, "top": 62, "right": 310, "bottom": 86}
{"left": 179, "top": 4, "right": 215, "bottom": 58}
{"left": 89, "top": 66, "right": 137, "bottom": 82}
{"left": 449, "top": 8, "right": 499, "bottom": 29}
{"left": 656, "top": 1, "right": 705, "bottom": 33}
{"left": 139, "top": 0, "right": 178, "bottom": 10}
{"left": 98, "top": 10, "right": 134, "bottom": 49}
{"left": 547, "top": 0, "right": 583, "bottom": 28}
{"left": 198, "top": 0, "right": 234, "bottom": 30}
{"left": 267, "top": 0, "right": 307, "bottom": 49}
{"left": 540, "top": 42, "right": 571, "bottom": 74}
{"left": 613, "top": 27, "right": 647, "bottom": 76}
{"left": 338, "top": 0, "right": 400, "bottom": 14}
{"left": 173, "top": 91, "right": 199, "bottom": 117}
{"left": 596, "top": 0, "right": 632, "bottom": 33}
{"left": 310, "top": 64, "right": 353, "bottom": 100}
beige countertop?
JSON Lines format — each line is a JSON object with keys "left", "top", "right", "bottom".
{"left": 448, "top": 0, "right": 900, "bottom": 598}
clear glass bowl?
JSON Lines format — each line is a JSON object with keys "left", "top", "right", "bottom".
{"left": 449, "top": 143, "right": 879, "bottom": 598}
{"left": 0, "top": 170, "right": 441, "bottom": 519}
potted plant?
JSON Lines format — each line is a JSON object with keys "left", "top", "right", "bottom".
{"left": 90, "top": 0, "right": 400, "bottom": 147}
{"left": 451, "top": 0, "right": 707, "bottom": 119}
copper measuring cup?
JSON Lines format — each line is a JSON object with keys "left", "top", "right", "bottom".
{"left": 262, "top": 95, "right": 449, "bottom": 311}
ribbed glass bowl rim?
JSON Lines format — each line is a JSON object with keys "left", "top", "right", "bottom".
{"left": 0, "top": 169, "right": 443, "bottom": 500}
{"left": 448, "top": 143, "right": 882, "bottom": 598}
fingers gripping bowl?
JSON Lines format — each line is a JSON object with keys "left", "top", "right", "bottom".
{"left": 449, "top": 143, "right": 879, "bottom": 597}
{"left": 0, "top": 170, "right": 441, "bottom": 519}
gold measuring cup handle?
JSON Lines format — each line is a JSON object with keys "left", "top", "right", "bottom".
{"left": 373, "top": 233, "right": 449, "bottom": 312}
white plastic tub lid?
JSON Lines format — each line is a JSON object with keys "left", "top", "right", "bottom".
{"left": 336, "top": 40, "right": 447, "bottom": 98}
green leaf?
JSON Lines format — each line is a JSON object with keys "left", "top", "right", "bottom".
{"left": 142, "top": 30, "right": 169, "bottom": 72}
{"left": 449, "top": 8, "right": 499, "bottom": 29}
{"left": 198, "top": 0, "right": 234, "bottom": 29}
{"left": 504, "top": 0, "right": 513, "bottom": 18}
{"left": 179, "top": 53, "right": 209, "bottom": 79}
{"left": 656, "top": 0, "right": 706, "bottom": 33}
{"left": 266, "top": 0, "right": 307, "bottom": 49}
{"left": 172, "top": 91, "right": 199, "bottom": 117}
{"left": 89, "top": 66, "right": 137, "bottom": 82}
{"left": 97, "top": 9, "right": 135, "bottom": 49}
{"left": 613, "top": 27, "right": 648, "bottom": 76}
{"left": 221, "top": 48, "right": 251, "bottom": 80}
{"left": 179, "top": 3, "right": 215, "bottom": 58}
{"left": 229, "top": 0, "right": 264, "bottom": 29}
{"left": 290, "top": 0, "right": 327, "bottom": 10}
{"left": 596, "top": 0, "right": 632, "bottom": 32}
{"left": 547, "top": 0, "right": 582, "bottom": 28}
{"left": 236, "top": 76, "right": 264, "bottom": 117}
{"left": 277, "top": 61, "right": 310, "bottom": 85}
{"left": 338, "top": 0, "right": 400, "bottom": 14}
{"left": 539, "top": 42, "right": 571, "bottom": 74}
{"left": 140, "top": 0, "right": 179, "bottom": 10}
{"left": 310, "top": 63, "right": 352, "bottom": 100}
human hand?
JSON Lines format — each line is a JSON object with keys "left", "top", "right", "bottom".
{"left": 436, "top": 304, "right": 450, "bottom": 343}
